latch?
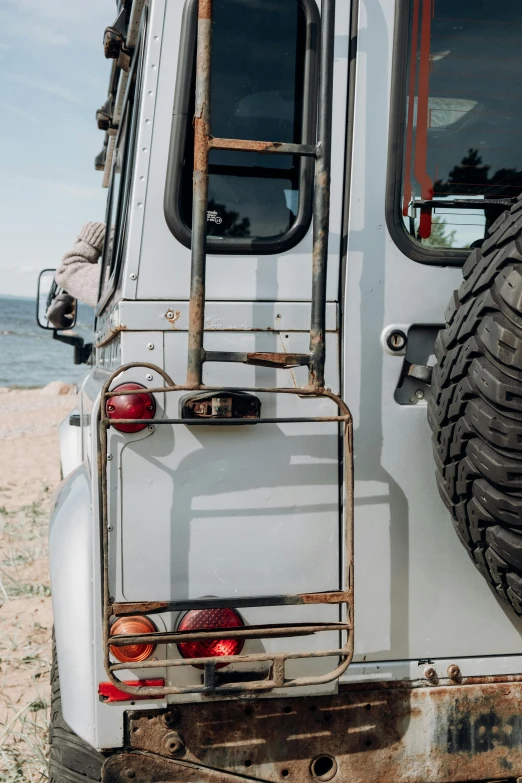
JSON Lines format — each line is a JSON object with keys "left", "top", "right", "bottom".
{"left": 180, "top": 392, "right": 261, "bottom": 420}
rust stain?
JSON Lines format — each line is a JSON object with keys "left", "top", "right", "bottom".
{"left": 95, "top": 323, "right": 127, "bottom": 349}
{"left": 198, "top": 0, "right": 212, "bottom": 20}
{"left": 165, "top": 309, "right": 181, "bottom": 327}
{"left": 121, "top": 678, "right": 522, "bottom": 783}
{"left": 209, "top": 137, "right": 283, "bottom": 153}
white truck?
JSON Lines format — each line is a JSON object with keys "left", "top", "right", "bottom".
{"left": 37, "top": 1, "right": 522, "bottom": 781}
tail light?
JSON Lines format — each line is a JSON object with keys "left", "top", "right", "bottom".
{"left": 177, "top": 608, "right": 244, "bottom": 669}
{"left": 110, "top": 616, "right": 157, "bottom": 663}
{"left": 106, "top": 382, "right": 156, "bottom": 433}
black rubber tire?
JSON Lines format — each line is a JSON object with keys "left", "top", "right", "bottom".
{"left": 49, "top": 636, "right": 104, "bottom": 782}
{"left": 429, "top": 198, "right": 522, "bottom": 614}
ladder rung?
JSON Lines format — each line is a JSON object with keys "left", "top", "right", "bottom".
{"left": 209, "top": 137, "right": 318, "bottom": 157}
{"left": 112, "top": 591, "right": 350, "bottom": 616}
{"left": 109, "top": 622, "right": 349, "bottom": 647}
{"left": 208, "top": 136, "right": 320, "bottom": 158}
{"left": 205, "top": 351, "right": 310, "bottom": 368}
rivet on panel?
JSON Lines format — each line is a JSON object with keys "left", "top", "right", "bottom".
{"left": 447, "top": 664, "right": 461, "bottom": 680}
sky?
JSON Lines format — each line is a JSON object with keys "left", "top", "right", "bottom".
{"left": 0, "top": 0, "right": 114, "bottom": 297}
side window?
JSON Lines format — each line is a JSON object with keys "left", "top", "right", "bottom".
{"left": 97, "top": 19, "right": 146, "bottom": 313}
{"left": 389, "top": 0, "right": 522, "bottom": 262}
{"left": 165, "top": 0, "right": 319, "bottom": 255}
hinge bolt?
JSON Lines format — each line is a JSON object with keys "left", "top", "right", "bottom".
{"left": 162, "top": 707, "right": 181, "bottom": 727}
{"left": 161, "top": 730, "right": 184, "bottom": 757}
{"left": 424, "top": 666, "right": 437, "bottom": 681}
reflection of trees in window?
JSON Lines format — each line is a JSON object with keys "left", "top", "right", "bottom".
{"left": 434, "top": 148, "right": 522, "bottom": 233}
{"left": 435, "top": 148, "right": 522, "bottom": 199}
{"left": 422, "top": 217, "right": 456, "bottom": 249}
{"left": 207, "top": 199, "right": 251, "bottom": 238}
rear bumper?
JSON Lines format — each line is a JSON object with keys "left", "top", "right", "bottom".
{"left": 102, "top": 676, "right": 522, "bottom": 783}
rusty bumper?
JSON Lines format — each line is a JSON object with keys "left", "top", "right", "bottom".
{"left": 102, "top": 677, "right": 522, "bottom": 783}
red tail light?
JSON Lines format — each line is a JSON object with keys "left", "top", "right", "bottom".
{"left": 106, "top": 382, "right": 156, "bottom": 433}
{"left": 110, "top": 616, "right": 157, "bottom": 663}
{"left": 177, "top": 608, "right": 244, "bottom": 668}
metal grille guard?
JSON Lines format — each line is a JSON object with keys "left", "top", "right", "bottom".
{"left": 99, "top": 0, "right": 354, "bottom": 697}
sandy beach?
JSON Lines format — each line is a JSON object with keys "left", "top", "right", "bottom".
{"left": 0, "top": 386, "right": 77, "bottom": 779}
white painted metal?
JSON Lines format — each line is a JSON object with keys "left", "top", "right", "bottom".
{"left": 58, "top": 410, "right": 82, "bottom": 477}
{"left": 340, "top": 0, "right": 522, "bottom": 679}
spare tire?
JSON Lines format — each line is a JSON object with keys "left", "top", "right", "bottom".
{"left": 429, "top": 200, "right": 522, "bottom": 614}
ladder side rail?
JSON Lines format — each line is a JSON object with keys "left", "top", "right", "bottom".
{"left": 187, "top": 0, "right": 213, "bottom": 387}
{"left": 309, "top": 0, "right": 336, "bottom": 390}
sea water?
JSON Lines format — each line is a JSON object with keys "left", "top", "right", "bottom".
{"left": 0, "top": 296, "right": 94, "bottom": 388}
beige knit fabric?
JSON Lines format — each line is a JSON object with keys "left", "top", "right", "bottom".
{"left": 55, "top": 222, "right": 106, "bottom": 308}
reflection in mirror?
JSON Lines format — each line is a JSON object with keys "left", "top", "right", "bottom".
{"left": 37, "top": 269, "right": 77, "bottom": 331}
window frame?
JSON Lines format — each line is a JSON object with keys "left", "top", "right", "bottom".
{"left": 163, "top": 0, "right": 320, "bottom": 256}
{"left": 96, "top": 12, "right": 148, "bottom": 316}
{"left": 385, "top": 1, "right": 470, "bottom": 267}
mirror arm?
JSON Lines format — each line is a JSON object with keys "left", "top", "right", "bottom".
{"left": 52, "top": 331, "right": 93, "bottom": 365}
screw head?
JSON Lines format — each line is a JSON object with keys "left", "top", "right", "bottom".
{"left": 147, "top": 343, "right": 154, "bottom": 350}
{"left": 107, "top": 454, "right": 113, "bottom": 461}
{"left": 129, "top": 273, "right": 137, "bottom": 281}
{"left": 145, "top": 374, "right": 153, "bottom": 381}
{"left": 148, "top": 425, "right": 155, "bottom": 432}
{"left": 447, "top": 664, "right": 461, "bottom": 680}
{"left": 415, "top": 390, "right": 425, "bottom": 400}
{"left": 424, "top": 666, "right": 437, "bottom": 680}
{"left": 386, "top": 330, "right": 407, "bottom": 352}
{"left": 166, "top": 310, "right": 175, "bottom": 319}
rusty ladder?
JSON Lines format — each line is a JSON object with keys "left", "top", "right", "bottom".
{"left": 188, "top": 0, "right": 334, "bottom": 390}
{"left": 99, "top": 0, "right": 354, "bottom": 698}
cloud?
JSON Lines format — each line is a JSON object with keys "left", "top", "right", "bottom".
{"left": 1, "top": 0, "right": 112, "bottom": 47}
{"left": 8, "top": 19, "right": 69, "bottom": 46}
{"left": 10, "top": 74, "right": 82, "bottom": 104}
{"left": 15, "top": 176, "right": 101, "bottom": 200}
{"left": 0, "top": 101, "right": 40, "bottom": 125}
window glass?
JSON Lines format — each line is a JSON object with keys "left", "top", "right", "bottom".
{"left": 179, "top": 0, "right": 308, "bottom": 242}
{"left": 400, "top": 0, "right": 522, "bottom": 251}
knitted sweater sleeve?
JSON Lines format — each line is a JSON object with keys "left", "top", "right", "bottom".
{"left": 55, "top": 222, "right": 106, "bottom": 308}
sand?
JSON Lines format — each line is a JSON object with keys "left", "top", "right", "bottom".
{"left": 0, "top": 386, "right": 77, "bottom": 779}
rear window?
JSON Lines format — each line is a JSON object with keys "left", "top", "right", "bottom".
{"left": 164, "top": 0, "right": 319, "bottom": 254}
{"left": 394, "top": 0, "right": 522, "bottom": 256}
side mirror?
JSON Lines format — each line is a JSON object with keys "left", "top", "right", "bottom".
{"left": 36, "top": 269, "right": 92, "bottom": 365}
{"left": 36, "top": 269, "right": 78, "bottom": 331}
